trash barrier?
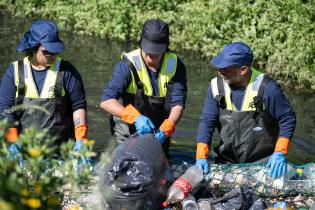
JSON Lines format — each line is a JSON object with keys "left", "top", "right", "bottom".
{"left": 204, "top": 163, "right": 315, "bottom": 197}
{"left": 100, "top": 134, "right": 170, "bottom": 210}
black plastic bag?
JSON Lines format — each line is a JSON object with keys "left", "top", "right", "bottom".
{"left": 100, "top": 134, "right": 170, "bottom": 210}
{"left": 209, "top": 187, "right": 268, "bottom": 210}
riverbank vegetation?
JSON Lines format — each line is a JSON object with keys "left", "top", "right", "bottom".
{"left": 0, "top": 120, "right": 94, "bottom": 210}
{"left": 1, "top": 0, "right": 314, "bottom": 91}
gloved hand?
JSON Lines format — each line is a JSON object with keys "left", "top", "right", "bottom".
{"left": 196, "top": 142, "right": 209, "bottom": 174}
{"left": 154, "top": 129, "right": 167, "bottom": 144}
{"left": 134, "top": 115, "right": 155, "bottom": 135}
{"left": 7, "top": 143, "right": 24, "bottom": 167}
{"left": 120, "top": 104, "right": 155, "bottom": 135}
{"left": 196, "top": 158, "right": 209, "bottom": 174}
{"left": 5, "top": 127, "right": 19, "bottom": 142}
{"left": 154, "top": 119, "right": 176, "bottom": 144}
{"left": 72, "top": 140, "right": 92, "bottom": 167}
{"left": 267, "top": 152, "right": 287, "bottom": 179}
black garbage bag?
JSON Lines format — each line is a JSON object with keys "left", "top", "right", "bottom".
{"left": 100, "top": 134, "right": 170, "bottom": 210}
{"left": 209, "top": 187, "right": 268, "bottom": 210}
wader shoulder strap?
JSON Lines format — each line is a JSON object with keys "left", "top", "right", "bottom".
{"left": 164, "top": 81, "right": 174, "bottom": 112}
{"left": 122, "top": 58, "right": 144, "bottom": 110}
{"left": 16, "top": 60, "right": 25, "bottom": 105}
{"left": 54, "top": 65, "right": 65, "bottom": 123}
{"left": 216, "top": 76, "right": 226, "bottom": 109}
{"left": 254, "top": 75, "right": 271, "bottom": 113}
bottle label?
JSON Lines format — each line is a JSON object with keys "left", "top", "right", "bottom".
{"left": 173, "top": 177, "right": 192, "bottom": 197}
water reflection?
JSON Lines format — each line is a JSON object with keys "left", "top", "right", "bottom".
{"left": 0, "top": 13, "right": 314, "bottom": 164}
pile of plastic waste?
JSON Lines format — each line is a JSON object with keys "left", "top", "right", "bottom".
{"left": 166, "top": 163, "right": 315, "bottom": 210}
{"left": 61, "top": 134, "right": 315, "bottom": 210}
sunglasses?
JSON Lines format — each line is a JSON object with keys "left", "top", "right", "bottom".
{"left": 41, "top": 50, "right": 58, "bottom": 56}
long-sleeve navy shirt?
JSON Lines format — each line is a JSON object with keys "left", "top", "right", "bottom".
{"left": 196, "top": 78, "right": 296, "bottom": 144}
{"left": 101, "top": 57, "right": 187, "bottom": 108}
{"left": 0, "top": 60, "right": 87, "bottom": 123}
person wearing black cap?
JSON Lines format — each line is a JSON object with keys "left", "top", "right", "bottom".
{"left": 0, "top": 20, "right": 90, "bottom": 165}
{"left": 195, "top": 42, "right": 296, "bottom": 179}
{"left": 100, "top": 19, "right": 187, "bottom": 158}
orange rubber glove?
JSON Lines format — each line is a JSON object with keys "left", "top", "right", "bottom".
{"left": 5, "top": 128, "right": 19, "bottom": 142}
{"left": 159, "top": 119, "right": 175, "bottom": 137}
{"left": 274, "top": 136, "right": 290, "bottom": 154}
{"left": 196, "top": 142, "right": 209, "bottom": 159}
{"left": 120, "top": 104, "right": 141, "bottom": 124}
{"left": 75, "top": 124, "right": 88, "bottom": 141}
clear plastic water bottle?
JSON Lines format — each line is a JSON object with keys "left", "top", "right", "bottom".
{"left": 163, "top": 166, "right": 203, "bottom": 207}
{"left": 182, "top": 194, "right": 198, "bottom": 210}
{"left": 197, "top": 199, "right": 211, "bottom": 210}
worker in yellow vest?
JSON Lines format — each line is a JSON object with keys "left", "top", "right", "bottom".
{"left": 100, "top": 19, "right": 187, "bottom": 158}
{"left": 0, "top": 20, "right": 90, "bottom": 166}
{"left": 195, "top": 42, "right": 296, "bottom": 179}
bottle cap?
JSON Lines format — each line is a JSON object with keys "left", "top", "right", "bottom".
{"left": 162, "top": 201, "right": 168, "bottom": 207}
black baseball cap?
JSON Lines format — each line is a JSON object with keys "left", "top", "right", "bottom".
{"left": 141, "top": 19, "right": 169, "bottom": 54}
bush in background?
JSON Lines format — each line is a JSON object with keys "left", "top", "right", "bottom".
{"left": 0, "top": 0, "right": 314, "bottom": 91}
{"left": 0, "top": 120, "right": 94, "bottom": 210}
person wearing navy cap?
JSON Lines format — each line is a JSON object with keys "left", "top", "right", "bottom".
{"left": 195, "top": 42, "right": 296, "bottom": 179}
{"left": 100, "top": 19, "right": 187, "bottom": 158}
{"left": 0, "top": 20, "right": 90, "bottom": 166}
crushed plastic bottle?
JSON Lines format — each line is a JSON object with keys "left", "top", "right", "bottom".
{"left": 197, "top": 199, "right": 211, "bottom": 210}
{"left": 182, "top": 194, "right": 198, "bottom": 210}
{"left": 163, "top": 166, "right": 203, "bottom": 207}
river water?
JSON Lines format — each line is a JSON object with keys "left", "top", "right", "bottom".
{"left": 0, "top": 13, "right": 314, "bottom": 164}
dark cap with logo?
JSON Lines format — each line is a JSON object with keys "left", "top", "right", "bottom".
{"left": 141, "top": 19, "right": 169, "bottom": 54}
{"left": 17, "top": 20, "right": 64, "bottom": 53}
{"left": 210, "top": 42, "right": 253, "bottom": 69}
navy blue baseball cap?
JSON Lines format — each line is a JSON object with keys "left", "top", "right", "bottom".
{"left": 17, "top": 20, "right": 64, "bottom": 53}
{"left": 141, "top": 19, "right": 169, "bottom": 54}
{"left": 210, "top": 42, "right": 253, "bottom": 69}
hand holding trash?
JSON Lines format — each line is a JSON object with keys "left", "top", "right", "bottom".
{"left": 71, "top": 124, "right": 92, "bottom": 172}
{"left": 154, "top": 119, "right": 175, "bottom": 144}
{"left": 267, "top": 137, "right": 290, "bottom": 179}
{"left": 120, "top": 104, "right": 155, "bottom": 134}
{"left": 195, "top": 142, "right": 209, "bottom": 174}
{"left": 267, "top": 152, "right": 287, "bottom": 179}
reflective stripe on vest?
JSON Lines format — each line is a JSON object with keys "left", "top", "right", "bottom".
{"left": 13, "top": 56, "right": 65, "bottom": 98}
{"left": 123, "top": 49, "right": 177, "bottom": 97}
{"left": 211, "top": 68, "right": 264, "bottom": 111}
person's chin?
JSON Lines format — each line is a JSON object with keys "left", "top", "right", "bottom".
{"left": 45, "top": 62, "right": 53, "bottom": 67}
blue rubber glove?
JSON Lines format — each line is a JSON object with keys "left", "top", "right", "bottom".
{"left": 7, "top": 143, "right": 24, "bottom": 167}
{"left": 134, "top": 115, "right": 155, "bottom": 135}
{"left": 196, "top": 158, "right": 209, "bottom": 174}
{"left": 267, "top": 152, "right": 287, "bottom": 179}
{"left": 72, "top": 140, "right": 92, "bottom": 167}
{"left": 154, "top": 129, "right": 167, "bottom": 144}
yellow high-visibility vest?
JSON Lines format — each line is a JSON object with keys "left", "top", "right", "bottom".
{"left": 123, "top": 49, "right": 177, "bottom": 97}
{"left": 211, "top": 68, "right": 265, "bottom": 111}
{"left": 13, "top": 56, "right": 65, "bottom": 98}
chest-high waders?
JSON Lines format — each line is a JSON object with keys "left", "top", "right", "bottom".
{"left": 13, "top": 57, "right": 74, "bottom": 147}
{"left": 110, "top": 50, "right": 176, "bottom": 159}
{"left": 213, "top": 74, "right": 279, "bottom": 163}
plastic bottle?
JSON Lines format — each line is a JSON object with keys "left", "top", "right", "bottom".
{"left": 182, "top": 194, "right": 199, "bottom": 210}
{"left": 163, "top": 166, "right": 203, "bottom": 207}
{"left": 197, "top": 199, "right": 211, "bottom": 210}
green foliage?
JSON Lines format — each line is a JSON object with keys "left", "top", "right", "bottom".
{"left": 0, "top": 120, "right": 94, "bottom": 210}
{"left": 0, "top": 0, "right": 314, "bottom": 91}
